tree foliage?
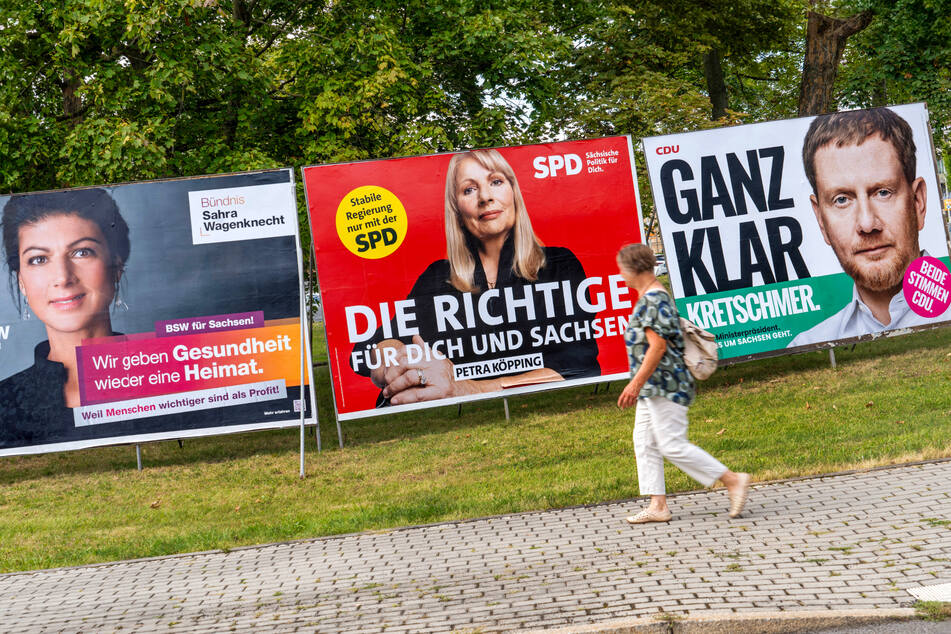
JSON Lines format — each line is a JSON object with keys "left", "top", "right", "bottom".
{"left": 0, "top": 0, "right": 947, "bottom": 199}
{"left": 837, "top": 0, "right": 951, "bottom": 149}
{"left": 0, "top": 1, "right": 300, "bottom": 191}
{"left": 284, "top": 0, "right": 581, "bottom": 162}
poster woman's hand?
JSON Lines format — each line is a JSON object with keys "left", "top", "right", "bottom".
{"left": 374, "top": 335, "right": 565, "bottom": 406}
{"left": 368, "top": 339, "right": 411, "bottom": 390}
{"left": 381, "top": 335, "right": 471, "bottom": 404}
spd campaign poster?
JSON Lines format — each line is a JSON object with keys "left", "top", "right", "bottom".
{"left": 644, "top": 103, "right": 951, "bottom": 360}
{"left": 304, "top": 137, "right": 644, "bottom": 420}
{"left": 0, "top": 169, "right": 311, "bottom": 456}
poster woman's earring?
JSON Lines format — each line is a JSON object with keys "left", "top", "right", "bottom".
{"left": 113, "top": 278, "right": 129, "bottom": 312}
{"left": 18, "top": 285, "right": 30, "bottom": 320}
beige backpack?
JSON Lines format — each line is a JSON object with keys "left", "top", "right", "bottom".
{"left": 679, "top": 318, "right": 719, "bottom": 380}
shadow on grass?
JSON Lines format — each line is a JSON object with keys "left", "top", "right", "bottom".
{"left": 335, "top": 326, "right": 951, "bottom": 447}
{"left": 0, "top": 427, "right": 316, "bottom": 485}
{"left": 707, "top": 324, "right": 951, "bottom": 387}
{"left": 334, "top": 379, "right": 615, "bottom": 447}
{"left": 0, "top": 374, "right": 616, "bottom": 484}
{"left": 3, "top": 326, "right": 949, "bottom": 483}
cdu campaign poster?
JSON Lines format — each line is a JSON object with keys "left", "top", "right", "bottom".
{"left": 643, "top": 103, "right": 951, "bottom": 359}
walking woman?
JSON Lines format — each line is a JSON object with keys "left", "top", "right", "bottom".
{"left": 616, "top": 244, "right": 750, "bottom": 523}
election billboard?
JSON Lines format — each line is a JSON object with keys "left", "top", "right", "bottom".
{"left": 304, "top": 137, "right": 644, "bottom": 420}
{"left": 643, "top": 103, "right": 951, "bottom": 359}
{"left": 0, "top": 169, "right": 312, "bottom": 456}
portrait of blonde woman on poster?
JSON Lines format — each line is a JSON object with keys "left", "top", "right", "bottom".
{"left": 0, "top": 188, "right": 130, "bottom": 446}
{"left": 351, "top": 148, "right": 601, "bottom": 406}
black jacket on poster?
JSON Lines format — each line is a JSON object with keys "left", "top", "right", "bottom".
{"left": 352, "top": 235, "right": 601, "bottom": 387}
{"left": 0, "top": 341, "right": 75, "bottom": 447}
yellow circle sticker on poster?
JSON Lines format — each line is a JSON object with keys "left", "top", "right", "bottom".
{"left": 336, "top": 186, "right": 408, "bottom": 259}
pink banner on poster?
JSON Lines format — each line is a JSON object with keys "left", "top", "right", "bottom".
{"left": 155, "top": 311, "right": 264, "bottom": 337}
{"left": 76, "top": 322, "right": 301, "bottom": 406}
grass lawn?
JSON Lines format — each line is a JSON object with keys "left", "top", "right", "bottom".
{"left": 311, "top": 321, "right": 327, "bottom": 365}
{"left": 0, "top": 326, "right": 949, "bottom": 572}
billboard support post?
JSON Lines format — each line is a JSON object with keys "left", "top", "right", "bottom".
{"left": 829, "top": 349, "right": 837, "bottom": 370}
{"left": 299, "top": 285, "right": 306, "bottom": 479}
{"left": 294, "top": 187, "right": 312, "bottom": 477}
{"left": 503, "top": 398, "right": 510, "bottom": 421}
{"left": 302, "top": 310, "right": 322, "bottom": 455}
{"left": 307, "top": 254, "right": 321, "bottom": 454}
{"left": 135, "top": 445, "right": 142, "bottom": 471}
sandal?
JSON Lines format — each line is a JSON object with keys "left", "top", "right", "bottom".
{"left": 728, "top": 472, "right": 751, "bottom": 518}
{"left": 625, "top": 508, "right": 672, "bottom": 524}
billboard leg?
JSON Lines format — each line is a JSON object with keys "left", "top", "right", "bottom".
{"left": 829, "top": 349, "right": 837, "bottom": 369}
{"left": 336, "top": 418, "right": 344, "bottom": 448}
{"left": 308, "top": 269, "right": 321, "bottom": 455}
{"left": 310, "top": 378, "right": 320, "bottom": 454}
{"left": 299, "top": 427, "right": 305, "bottom": 479}
{"left": 299, "top": 293, "right": 307, "bottom": 479}
{"left": 504, "top": 398, "right": 510, "bottom": 421}
{"left": 135, "top": 445, "right": 142, "bottom": 471}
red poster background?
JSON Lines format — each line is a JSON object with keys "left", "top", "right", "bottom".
{"left": 304, "top": 137, "right": 644, "bottom": 419}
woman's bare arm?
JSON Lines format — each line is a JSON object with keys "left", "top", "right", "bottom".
{"left": 617, "top": 327, "right": 666, "bottom": 409}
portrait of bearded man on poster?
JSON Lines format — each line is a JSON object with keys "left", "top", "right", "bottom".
{"left": 788, "top": 107, "right": 932, "bottom": 348}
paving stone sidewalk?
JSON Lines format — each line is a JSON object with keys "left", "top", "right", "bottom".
{"left": 2, "top": 460, "right": 949, "bottom": 633}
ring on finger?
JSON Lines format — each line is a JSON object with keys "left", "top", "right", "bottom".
{"left": 417, "top": 369, "right": 427, "bottom": 386}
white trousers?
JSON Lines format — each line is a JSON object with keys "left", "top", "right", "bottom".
{"left": 633, "top": 396, "right": 727, "bottom": 496}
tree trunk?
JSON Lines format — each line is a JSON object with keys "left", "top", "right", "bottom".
{"left": 62, "top": 72, "right": 84, "bottom": 127}
{"left": 224, "top": 0, "right": 251, "bottom": 145}
{"left": 232, "top": 0, "right": 250, "bottom": 27}
{"left": 871, "top": 78, "right": 887, "bottom": 107}
{"left": 703, "top": 48, "right": 728, "bottom": 120}
{"left": 798, "top": 10, "right": 873, "bottom": 116}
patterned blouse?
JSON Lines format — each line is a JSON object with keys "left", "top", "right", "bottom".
{"left": 624, "top": 289, "right": 695, "bottom": 406}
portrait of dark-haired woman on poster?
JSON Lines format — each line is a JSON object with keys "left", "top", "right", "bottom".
{"left": 0, "top": 188, "right": 130, "bottom": 446}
